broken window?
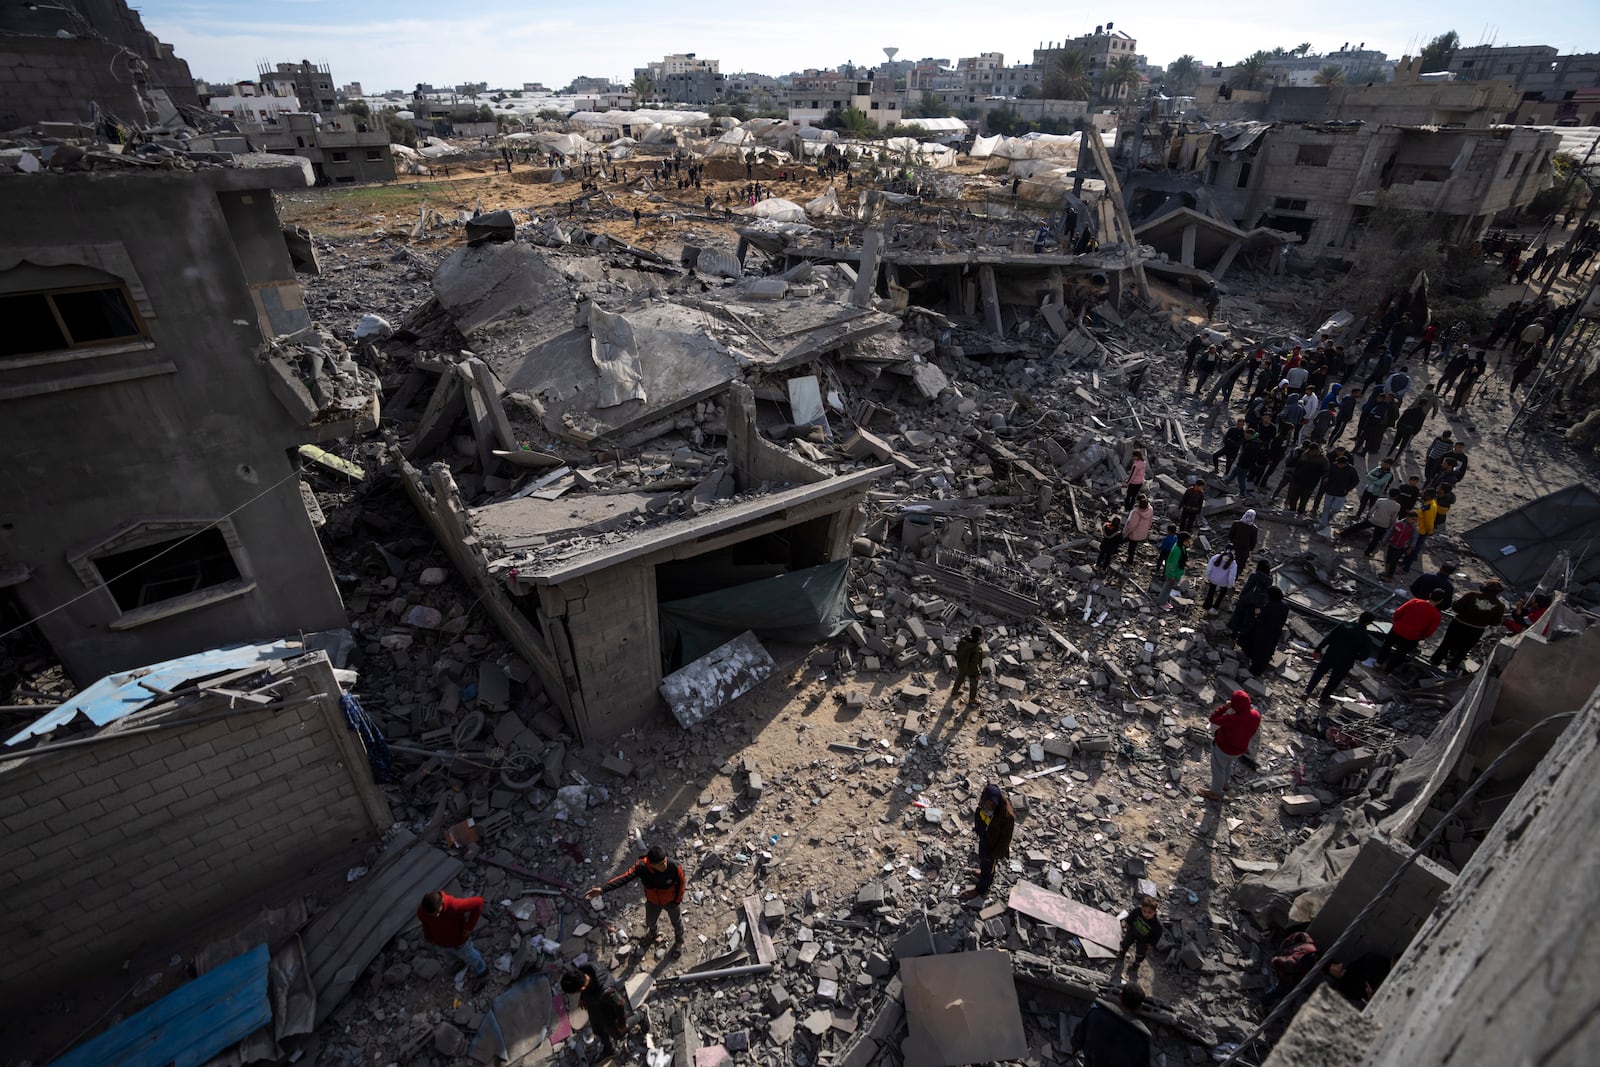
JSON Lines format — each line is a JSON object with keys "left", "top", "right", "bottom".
{"left": 365, "top": 149, "right": 382, "bottom": 161}
{"left": 1274, "top": 197, "right": 1310, "bottom": 211}
{"left": 91, "top": 527, "right": 243, "bottom": 612}
{"left": 331, "top": 150, "right": 349, "bottom": 162}
{"left": 1235, "top": 161, "right": 1253, "bottom": 188}
{"left": 0, "top": 283, "right": 144, "bottom": 359}
{"left": 1504, "top": 152, "right": 1523, "bottom": 177}
{"left": 1295, "top": 144, "right": 1333, "bottom": 166}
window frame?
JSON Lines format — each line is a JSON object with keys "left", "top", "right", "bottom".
{"left": 0, "top": 281, "right": 150, "bottom": 362}
{"left": 70, "top": 516, "right": 257, "bottom": 630}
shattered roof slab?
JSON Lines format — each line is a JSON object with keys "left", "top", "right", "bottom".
{"left": 502, "top": 467, "right": 889, "bottom": 585}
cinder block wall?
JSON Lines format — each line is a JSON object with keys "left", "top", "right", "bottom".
{"left": 0, "top": 655, "right": 391, "bottom": 997}
{"left": 557, "top": 563, "right": 660, "bottom": 737}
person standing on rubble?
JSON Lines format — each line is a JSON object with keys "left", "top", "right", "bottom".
{"left": 1070, "top": 983, "right": 1152, "bottom": 1067}
{"left": 1124, "top": 449, "right": 1149, "bottom": 509}
{"left": 1177, "top": 479, "right": 1206, "bottom": 533}
{"left": 960, "top": 783, "right": 1015, "bottom": 901}
{"left": 1430, "top": 582, "right": 1505, "bottom": 673}
{"left": 1240, "top": 586, "right": 1290, "bottom": 675}
{"left": 951, "top": 626, "right": 985, "bottom": 705}
{"left": 1202, "top": 549, "right": 1238, "bottom": 615}
{"left": 1124, "top": 495, "right": 1155, "bottom": 565}
{"left": 1156, "top": 531, "right": 1191, "bottom": 611}
{"left": 1200, "top": 690, "right": 1261, "bottom": 801}
{"left": 1303, "top": 611, "right": 1377, "bottom": 701}
{"left": 1117, "top": 897, "right": 1165, "bottom": 975}
{"left": 1317, "top": 453, "right": 1362, "bottom": 532}
{"left": 416, "top": 889, "right": 488, "bottom": 978}
{"left": 1376, "top": 591, "right": 1447, "bottom": 671}
{"left": 585, "top": 845, "right": 687, "bottom": 954}
{"left": 561, "top": 961, "right": 647, "bottom": 1059}
{"left": 1096, "top": 516, "right": 1126, "bottom": 572}
{"left": 1353, "top": 457, "right": 1395, "bottom": 520}
{"left": 1213, "top": 418, "right": 1247, "bottom": 476}
{"left": 1182, "top": 332, "right": 1207, "bottom": 378}
{"left": 1228, "top": 509, "right": 1259, "bottom": 562}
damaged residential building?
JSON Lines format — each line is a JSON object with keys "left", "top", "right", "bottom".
{"left": 1121, "top": 61, "right": 1561, "bottom": 265}
{"left": 0, "top": 153, "right": 379, "bottom": 684}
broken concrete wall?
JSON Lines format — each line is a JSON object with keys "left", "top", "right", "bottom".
{"left": 727, "top": 381, "right": 831, "bottom": 491}
{"left": 0, "top": 168, "right": 354, "bottom": 685}
{"left": 1305, "top": 832, "right": 1455, "bottom": 963}
{"left": 536, "top": 563, "right": 661, "bottom": 739}
{"left": 0, "top": 653, "right": 391, "bottom": 1000}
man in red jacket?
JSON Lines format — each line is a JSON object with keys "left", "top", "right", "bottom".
{"left": 1376, "top": 590, "right": 1446, "bottom": 671}
{"left": 417, "top": 888, "right": 487, "bottom": 977}
{"left": 586, "top": 845, "right": 688, "bottom": 953}
{"left": 1200, "top": 690, "right": 1260, "bottom": 801}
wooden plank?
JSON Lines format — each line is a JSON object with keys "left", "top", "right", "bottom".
{"left": 742, "top": 895, "right": 777, "bottom": 965}
{"left": 1007, "top": 881, "right": 1123, "bottom": 950}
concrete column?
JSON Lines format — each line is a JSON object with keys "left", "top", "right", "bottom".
{"left": 1213, "top": 238, "right": 1244, "bottom": 280}
{"left": 851, "top": 227, "right": 883, "bottom": 307}
{"left": 1181, "top": 223, "right": 1198, "bottom": 267}
{"left": 978, "top": 264, "right": 1003, "bottom": 336}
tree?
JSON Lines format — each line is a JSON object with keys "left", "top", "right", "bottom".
{"left": 631, "top": 72, "right": 654, "bottom": 101}
{"left": 911, "top": 91, "right": 951, "bottom": 118}
{"left": 342, "top": 99, "right": 370, "bottom": 119}
{"left": 1103, "top": 54, "right": 1142, "bottom": 99}
{"left": 1294, "top": 42, "right": 1314, "bottom": 57}
{"left": 1043, "top": 49, "right": 1091, "bottom": 100}
{"left": 1315, "top": 64, "right": 1347, "bottom": 86}
{"left": 1167, "top": 55, "right": 1199, "bottom": 93}
{"left": 1418, "top": 31, "right": 1459, "bottom": 73}
{"left": 474, "top": 104, "right": 494, "bottom": 123}
{"left": 378, "top": 108, "right": 416, "bottom": 146}
{"left": 537, "top": 108, "right": 564, "bottom": 121}
{"left": 1270, "top": 46, "right": 1290, "bottom": 58}
{"left": 1338, "top": 190, "right": 1498, "bottom": 328}
{"left": 842, "top": 105, "right": 876, "bottom": 138}
{"left": 1231, "top": 51, "right": 1271, "bottom": 91}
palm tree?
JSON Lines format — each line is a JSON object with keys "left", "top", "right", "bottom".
{"left": 1231, "top": 51, "right": 1270, "bottom": 91}
{"left": 1294, "top": 42, "right": 1314, "bottom": 57}
{"left": 631, "top": 72, "right": 654, "bottom": 102}
{"left": 1103, "top": 54, "right": 1142, "bottom": 100}
{"left": 1315, "top": 64, "right": 1347, "bottom": 86}
{"left": 1043, "top": 49, "right": 1091, "bottom": 100}
{"left": 1167, "top": 55, "right": 1199, "bottom": 93}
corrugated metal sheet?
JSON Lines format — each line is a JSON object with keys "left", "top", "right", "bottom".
{"left": 51, "top": 945, "right": 271, "bottom": 1067}
{"left": 4, "top": 640, "right": 305, "bottom": 747}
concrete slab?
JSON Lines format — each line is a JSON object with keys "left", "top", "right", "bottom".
{"left": 899, "top": 950, "right": 1028, "bottom": 1067}
{"left": 658, "top": 631, "right": 776, "bottom": 729}
{"left": 1007, "top": 881, "right": 1123, "bottom": 950}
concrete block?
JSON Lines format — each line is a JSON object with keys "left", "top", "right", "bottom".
{"left": 1324, "top": 747, "right": 1376, "bottom": 784}
{"left": 1282, "top": 794, "right": 1324, "bottom": 815}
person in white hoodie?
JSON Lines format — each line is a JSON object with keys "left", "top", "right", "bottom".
{"left": 1203, "top": 550, "right": 1239, "bottom": 613}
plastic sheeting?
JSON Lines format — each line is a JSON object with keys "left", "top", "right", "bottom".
{"left": 657, "top": 559, "right": 855, "bottom": 669}
{"left": 737, "top": 197, "right": 808, "bottom": 223}
{"left": 805, "top": 187, "right": 841, "bottom": 217}
{"left": 1463, "top": 483, "right": 1600, "bottom": 591}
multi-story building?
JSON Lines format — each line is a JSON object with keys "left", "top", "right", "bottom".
{"left": 787, "top": 73, "right": 902, "bottom": 128}
{"left": 637, "top": 54, "right": 725, "bottom": 105}
{"left": 0, "top": 155, "right": 379, "bottom": 683}
{"left": 566, "top": 75, "right": 622, "bottom": 95}
{"left": 341, "top": 81, "right": 363, "bottom": 98}
{"left": 1034, "top": 24, "right": 1138, "bottom": 92}
{"left": 246, "top": 112, "right": 396, "bottom": 183}
{"left": 1446, "top": 44, "right": 1600, "bottom": 122}
{"left": 1260, "top": 46, "right": 1394, "bottom": 88}
{"left": 266, "top": 60, "right": 337, "bottom": 114}
{"left": 206, "top": 80, "right": 302, "bottom": 124}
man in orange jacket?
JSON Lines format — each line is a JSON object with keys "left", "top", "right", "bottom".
{"left": 1376, "top": 590, "right": 1446, "bottom": 670}
{"left": 586, "top": 845, "right": 687, "bottom": 952}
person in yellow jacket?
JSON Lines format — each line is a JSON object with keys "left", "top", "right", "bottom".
{"left": 1402, "top": 489, "right": 1438, "bottom": 573}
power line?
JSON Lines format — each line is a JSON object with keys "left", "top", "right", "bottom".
{"left": 0, "top": 463, "right": 311, "bottom": 642}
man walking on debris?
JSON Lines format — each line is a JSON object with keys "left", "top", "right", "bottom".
{"left": 561, "top": 961, "right": 647, "bottom": 1059}
{"left": 585, "top": 845, "right": 687, "bottom": 954}
{"left": 1070, "top": 983, "right": 1153, "bottom": 1067}
{"left": 1200, "top": 690, "right": 1261, "bottom": 801}
{"left": 951, "top": 626, "right": 985, "bottom": 705}
{"left": 960, "top": 783, "right": 1015, "bottom": 901}
{"left": 416, "top": 888, "right": 488, "bottom": 978}
{"left": 1303, "top": 612, "right": 1377, "bottom": 701}
{"left": 1430, "top": 582, "right": 1506, "bottom": 673}
{"left": 1376, "top": 591, "right": 1447, "bottom": 671}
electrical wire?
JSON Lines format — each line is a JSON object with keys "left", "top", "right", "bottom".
{"left": 0, "top": 463, "right": 310, "bottom": 642}
{"left": 1219, "top": 710, "right": 1579, "bottom": 1067}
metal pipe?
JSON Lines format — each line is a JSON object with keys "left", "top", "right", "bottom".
{"left": 663, "top": 963, "right": 774, "bottom": 984}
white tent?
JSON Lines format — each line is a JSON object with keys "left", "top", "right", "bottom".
{"left": 737, "top": 198, "right": 809, "bottom": 224}
{"left": 895, "top": 117, "right": 968, "bottom": 134}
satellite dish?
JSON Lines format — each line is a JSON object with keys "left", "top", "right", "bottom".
{"left": 883, "top": 47, "right": 899, "bottom": 62}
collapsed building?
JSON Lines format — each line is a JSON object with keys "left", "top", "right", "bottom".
{"left": 4, "top": 35, "right": 1599, "bottom": 1067}
{"left": 0, "top": 154, "right": 379, "bottom": 682}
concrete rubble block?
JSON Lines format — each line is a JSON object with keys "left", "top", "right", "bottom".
{"left": 1282, "top": 793, "right": 1324, "bottom": 816}
{"left": 746, "top": 772, "right": 765, "bottom": 798}
{"left": 1079, "top": 734, "right": 1114, "bottom": 753}
{"left": 802, "top": 1009, "right": 833, "bottom": 1036}
{"left": 601, "top": 754, "right": 635, "bottom": 778}
{"left": 864, "top": 951, "right": 894, "bottom": 977}
{"left": 892, "top": 914, "right": 937, "bottom": 960}
{"left": 405, "top": 605, "right": 443, "bottom": 629}
{"left": 1179, "top": 943, "right": 1205, "bottom": 970}
{"left": 766, "top": 983, "right": 792, "bottom": 1015}
{"left": 1323, "top": 747, "right": 1376, "bottom": 784}
{"left": 768, "top": 1009, "right": 796, "bottom": 1044}
{"left": 856, "top": 882, "right": 887, "bottom": 910}
{"left": 418, "top": 566, "right": 449, "bottom": 586}
{"left": 816, "top": 977, "right": 840, "bottom": 1001}
{"left": 724, "top": 1030, "right": 749, "bottom": 1052}
{"left": 433, "top": 1022, "right": 467, "bottom": 1056}
{"left": 477, "top": 661, "right": 512, "bottom": 708}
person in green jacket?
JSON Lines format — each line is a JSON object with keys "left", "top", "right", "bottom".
{"left": 1156, "top": 531, "right": 1191, "bottom": 611}
{"left": 950, "top": 626, "right": 984, "bottom": 705}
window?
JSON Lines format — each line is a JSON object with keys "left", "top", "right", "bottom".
{"left": 1505, "top": 152, "right": 1523, "bottom": 177}
{"left": 331, "top": 150, "right": 349, "bottom": 162}
{"left": 1236, "top": 161, "right": 1253, "bottom": 188}
{"left": 1274, "top": 197, "right": 1310, "bottom": 210}
{"left": 366, "top": 149, "right": 383, "bottom": 161}
{"left": 93, "top": 528, "right": 241, "bottom": 612}
{"left": 1295, "top": 144, "right": 1333, "bottom": 166}
{"left": 0, "top": 284, "right": 144, "bottom": 359}
{"left": 73, "top": 518, "right": 254, "bottom": 628}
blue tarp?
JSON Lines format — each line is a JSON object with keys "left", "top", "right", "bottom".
{"left": 5, "top": 641, "right": 305, "bottom": 747}
{"left": 52, "top": 944, "right": 271, "bottom": 1067}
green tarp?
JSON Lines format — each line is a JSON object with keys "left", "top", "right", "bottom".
{"left": 658, "top": 559, "right": 854, "bottom": 670}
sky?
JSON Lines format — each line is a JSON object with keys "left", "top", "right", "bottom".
{"left": 137, "top": 0, "right": 1600, "bottom": 92}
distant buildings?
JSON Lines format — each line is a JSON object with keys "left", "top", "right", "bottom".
{"left": 205, "top": 80, "right": 302, "bottom": 124}
{"left": 1446, "top": 44, "right": 1600, "bottom": 125}
{"left": 638, "top": 53, "right": 725, "bottom": 105}
{"left": 245, "top": 113, "right": 396, "bottom": 184}
{"left": 787, "top": 72, "right": 902, "bottom": 128}
{"left": 264, "top": 60, "right": 337, "bottom": 114}
{"left": 1034, "top": 24, "right": 1139, "bottom": 88}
